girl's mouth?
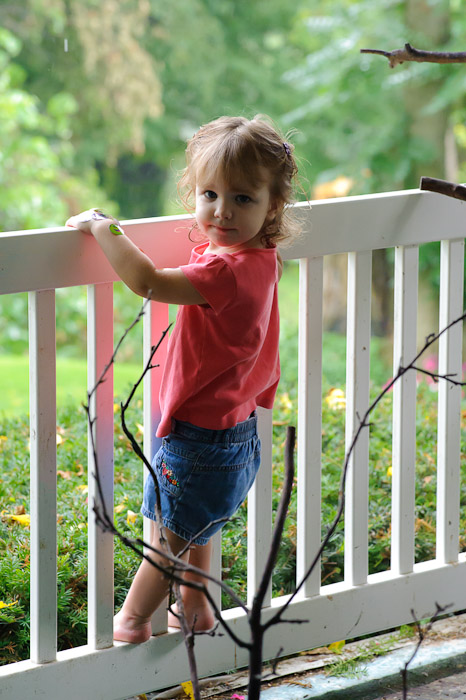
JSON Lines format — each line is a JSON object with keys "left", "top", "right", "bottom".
{"left": 212, "top": 225, "right": 234, "bottom": 232}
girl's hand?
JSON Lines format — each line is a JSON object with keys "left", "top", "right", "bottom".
{"left": 65, "top": 208, "right": 118, "bottom": 234}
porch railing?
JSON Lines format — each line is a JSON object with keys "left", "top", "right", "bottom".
{"left": 1, "top": 189, "right": 466, "bottom": 699}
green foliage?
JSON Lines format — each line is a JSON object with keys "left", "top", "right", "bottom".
{"left": 0, "top": 282, "right": 144, "bottom": 361}
{"left": 0, "top": 402, "right": 145, "bottom": 665}
{"left": 325, "top": 633, "right": 404, "bottom": 678}
{"left": 2, "top": 375, "right": 461, "bottom": 665}
{"left": 0, "top": 24, "right": 116, "bottom": 232}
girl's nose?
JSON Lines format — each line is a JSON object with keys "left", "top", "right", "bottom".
{"left": 214, "top": 198, "right": 232, "bottom": 219}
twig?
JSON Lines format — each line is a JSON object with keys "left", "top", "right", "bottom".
{"left": 89, "top": 293, "right": 466, "bottom": 700}
{"left": 247, "top": 426, "right": 296, "bottom": 700}
{"left": 420, "top": 176, "right": 466, "bottom": 202}
{"left": 251, "top": 426, "right": 296, "bottom": 613}
{"left": 401, "top": 602, "right": 452, "bottom": 699}
{"left": 361, "top": 43, "right": 466, "bottom": 68}
{"left": 266, "top": 309, "right": 466, "bottom": 631}
{"left": 86, "top": 302, "right": 251, "bottom": 659}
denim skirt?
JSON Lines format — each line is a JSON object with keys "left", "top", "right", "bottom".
{"left": 141, "top": 414, "right": 261, "bottom": 545}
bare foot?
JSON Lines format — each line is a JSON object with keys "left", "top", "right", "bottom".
{"left": 113, "top": 610, "right": 152, "bottom": 643}
{"left": 167, "top": 602, "right": 215, "bottom": 632}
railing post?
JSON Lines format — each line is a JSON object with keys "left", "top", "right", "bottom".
{"left": 143, "top": 300, "right": 170, "bottom": 633}
{"left": 247, "top": 407, "right": 273, "bottom": 607}
{"left": 87, "top": 283, "right": 114, "bottom": 649}
{"left": 29, "top": 290, "right": 57, "bottom": 663}
{"left": 344, "top": 251, "right": 371, "bottom": 586}
{"left": 391, "top": 245, "right": 418, "bottom": 575}
{"left": 297, "top": 257, "right": 323, "bottom": 596}
{"left": 437, "top": 239, "right": 464, "bottom": 564}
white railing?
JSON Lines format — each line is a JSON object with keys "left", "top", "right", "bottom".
{"left": 1, "top": 189, "right": 466, "bottom": 699}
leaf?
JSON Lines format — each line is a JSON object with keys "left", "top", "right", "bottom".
{"left": 4, "top": 513, "right": 31, "bottom": 526}
{"left": 0, "top": 600, "right": 17, "bottom": 609}
{"left": 328, "top": 639, "right": 345, "bottom": 653}
{"left": 126, "top": 510, "right": 137, "bottom": 525}
{"left": 181, "top": 681, "right": 194, "bottom": 700}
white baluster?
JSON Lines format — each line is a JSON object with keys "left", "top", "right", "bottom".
{"left": 247, "top": 407, "right": 273, "bottom": 607}
{"left": 87, "top": 283, "right": 114, "bottom": 649}
{"left": 391, "top": 245, "right": 418, "bottom": 575}
{"left": 143, "top": 300, "right": 170, "bottom": 633}
{"left": 297, "top": 256, "right": 323, "bottom": 596}
{"left": 344, "top": 251, "right": 372, "bottom": 586}
{"left": 29, "top": 290, "right": 57, "bottom": 663}
{"left": 437, "top": 239, "right": 464, "bottom": 564}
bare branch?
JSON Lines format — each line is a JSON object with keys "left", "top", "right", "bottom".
{"left": 251, "top": 426, "right": 296, "bottom": 615}
{"left": 87, "top": 297, "right": 151, "bottom": 406}
{"left": 267, "top": 309, "right": 466, "bottom": 631}
{"left": 86, "top": 300, "right": 252, "bottom": 659}
{"left": 411, "top": 366, "right": 464, "bottom": 386}
{"left": 89, "top": 287, "right": 466, "bottom": 700}
{"left": 420, "top": 176, "right": 466, "bottom": 202}
{"left": 361, "top": 42, "right": 466, "bottom": 68}
{"left": 401, "top": 602, "right": 453, "bottom": 699}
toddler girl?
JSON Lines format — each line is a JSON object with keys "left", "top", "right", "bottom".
{"left": 66, "top": 115, "right": 299, "bottom": 643}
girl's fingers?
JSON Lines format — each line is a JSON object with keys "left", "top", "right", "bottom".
{"left": 65, "top": 208, "right": 115, "bottom": 231}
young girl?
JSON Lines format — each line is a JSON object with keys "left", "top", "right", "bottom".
{"left": 66, "top": 115, "right": 299, "bottom": 643}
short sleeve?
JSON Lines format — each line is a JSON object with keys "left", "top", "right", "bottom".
{"left": 180, "top": 255, "right": 237, "bottom": 315}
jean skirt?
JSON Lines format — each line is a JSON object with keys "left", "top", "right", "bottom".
{"left": 141, "top": 414, "right": 261, "bottom": 545}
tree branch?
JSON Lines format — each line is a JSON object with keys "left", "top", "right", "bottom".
{"left": 251, "top": 426, "right": 296, "bottom": 615}
{"left": 361, "top": 42, "right": 466, "bottom": 68}
{"left": 266, "top": 309, "right": 466, "bottom": 631}
{"left": 420, "top": 176, "right": 466, "bottom": 202}
{"left": 88, "top": 290, "right": 466, "bottom": 700}
{"left": 86, "top": 300, "right": 252, "bottom": 666}
{"left": 401, "top": 602, "right": 452, "bottom": 699}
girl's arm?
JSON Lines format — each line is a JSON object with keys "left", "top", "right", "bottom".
{"left": 66, "top": 211, "right": 206, "bottom": 305}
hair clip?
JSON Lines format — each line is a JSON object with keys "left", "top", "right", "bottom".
{"left": 283, "top": 142, "right": 292, "bottom": 157}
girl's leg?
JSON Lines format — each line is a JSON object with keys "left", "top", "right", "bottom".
{"left": 114, "top": 521, "right": 189, "bottom": 643}
{"left": 167, "top": 539, "right": 215, "bottom": 632}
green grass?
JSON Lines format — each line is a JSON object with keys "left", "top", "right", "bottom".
{"left": 3, "top": 379, "right": 463, "bottom": 665}
{"left": 0, "top": 355, "right": 145, "bottom": 417}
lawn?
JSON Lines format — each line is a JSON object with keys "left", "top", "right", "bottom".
{"left": 0, "top": 355, "right": 144, "bottom": 417}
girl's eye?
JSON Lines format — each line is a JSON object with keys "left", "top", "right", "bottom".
{"left": 204, "top": 190, "right": 217, "bottom": 200}
{"left": 236, "top": 194, "right": 252, "bottom": 204}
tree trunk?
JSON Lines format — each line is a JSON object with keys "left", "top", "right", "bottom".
{"left": 247, "top": 628, "right": 264, "bottom": 700}
{"left": 403, "top": 0, "right": 451, "bottom": 186}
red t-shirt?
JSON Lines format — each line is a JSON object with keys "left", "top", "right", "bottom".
{"left": 156, "top": 242, "right": 280, "bottom": 437}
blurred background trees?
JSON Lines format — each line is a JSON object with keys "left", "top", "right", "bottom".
{"left": 3, "top": 0, "right": 465, "bottom": 224}
{"left": 1, "top": 0, "right": 465, "bottom": 337}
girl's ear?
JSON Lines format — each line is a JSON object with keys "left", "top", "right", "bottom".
{"left": 266, "top": 198, "right": 280, "bottom": 221}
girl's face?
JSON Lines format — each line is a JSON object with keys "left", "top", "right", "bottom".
{"left": 194, "top": 171, "right": 276, "bottom": 254}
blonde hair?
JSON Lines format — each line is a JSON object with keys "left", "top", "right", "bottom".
{"left": 178, "top": 115, "right": 301, "bottom": 247}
